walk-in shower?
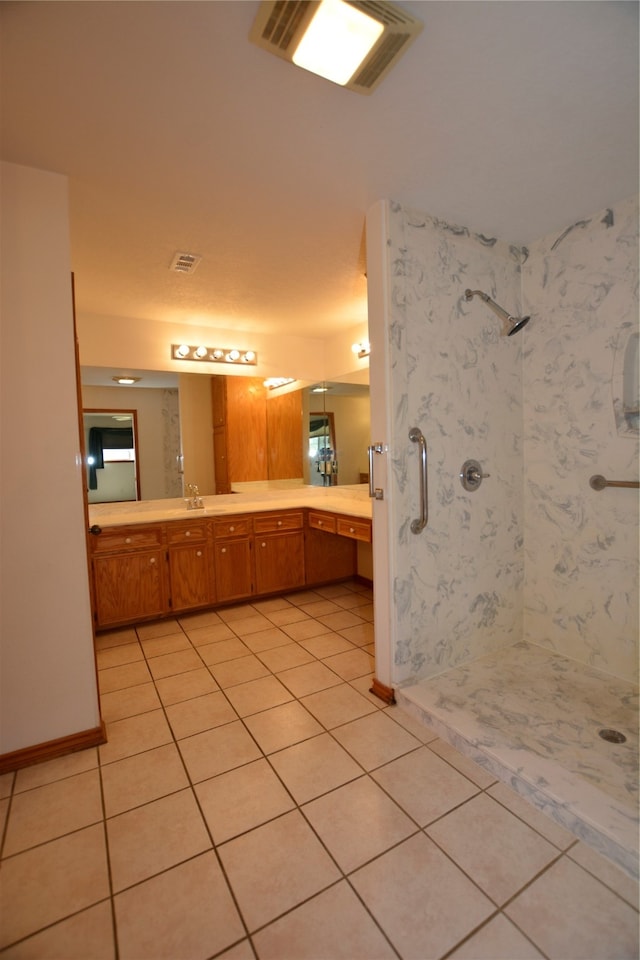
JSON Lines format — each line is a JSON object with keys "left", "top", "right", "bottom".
{"left": 464, "top": 288, "right": 530, "bottom": 336}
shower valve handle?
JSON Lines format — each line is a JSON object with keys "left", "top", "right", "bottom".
{"left": 460, "top": 459, "right": 490, "bottom": 492}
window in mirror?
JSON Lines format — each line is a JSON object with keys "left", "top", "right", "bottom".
{"left": 83, "top": 410, "right": 140, "bottom": 503}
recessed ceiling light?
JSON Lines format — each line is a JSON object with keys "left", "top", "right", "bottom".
{"left": 293, "top": 0, "right": 384, "bottom": 86}
{"left": 112, "top": 376, "right": 141, "bottom": 385}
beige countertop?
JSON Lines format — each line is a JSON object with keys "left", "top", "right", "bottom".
{"left": 88, "top": 484, "right": 373, "bottom": 528}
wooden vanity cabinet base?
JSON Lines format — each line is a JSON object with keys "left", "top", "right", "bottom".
{"left": 91, "top": 508, "right": 370, "bottom": 629}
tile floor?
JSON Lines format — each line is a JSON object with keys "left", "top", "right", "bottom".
{"left": 0, "top": 580, "right": 638, "bottom": 959}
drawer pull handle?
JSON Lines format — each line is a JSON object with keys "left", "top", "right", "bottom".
{"left": 350, "top": 527, "right": 355, "bottom": 533}
{"left": 221, "top": 547, "right": 227, "bottom": 554}
{"left": 89, "top": 524, "right": 102, "bottom": 536}
{"left": 277, "top": 520, "right": 282, "bottom": 526}
{"left": 318, "top": 520, "right": 323, "bottom": 526}
{"left": 125, "top": 537, "right": 132, "bottom": 544}
{"left": 185, "top": 530, "right": 191, "bottom": 537}
{"left": 229, "top": 525, "right": 235, "bottom": 532}
{"left": 261, "top": 541, "right": 266, "bottom": 548}
{"left": 196, "top": 550, "right": 202, "bottom": 557}
{"left": 149, "top": 557, "right": 156, "bottom": 564}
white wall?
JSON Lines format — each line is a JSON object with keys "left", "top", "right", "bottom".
{"left": 329, "top": 394, "right": 370, "bottom": 485}
{"left": 522, "top": 196, "right": 639, "bottom": 680}
{"left": 179, "top": 372, "right": 214, "bottom": 496}
{"left": 1, "top": 162, "right": 100, "bottom": 754}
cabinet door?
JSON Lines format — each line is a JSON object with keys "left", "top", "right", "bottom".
{"left": 93, "top": 550, "right": 166, "bottom": 627}
{"left": 214, "top": 539, "right": 253, "bottom": 602}
{"left": 168, "top": 543, "right": 214, "bottom": 612}
{"left": 255, "top": 531, "right": 305, "bottom": 595}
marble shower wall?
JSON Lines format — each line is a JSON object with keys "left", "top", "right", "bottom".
{"left": 386, "top": 202, "right": 527, "bottom": 686}
{"left": 522, "top": 196, "right": 639, "bottom": 681}
{"left": 384, "top": 196, "right": 638, "bottom": 687}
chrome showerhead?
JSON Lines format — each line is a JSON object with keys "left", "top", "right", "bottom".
{"left": 464, "top": 289, "right": 530, "bottom": 337}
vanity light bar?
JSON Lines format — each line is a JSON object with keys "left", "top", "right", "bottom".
{"left": 171, "top": 345, "right": 257, "bottom": 365}
{"left": 263, "top": 377, "right": 296, "bottom": 390}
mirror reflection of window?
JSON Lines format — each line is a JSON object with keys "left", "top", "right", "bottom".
{"left": 309, "top": 411, "right": 337, "bottom": 486}
{"left": 83, "top": 410, "right": 140, "bottom": 503}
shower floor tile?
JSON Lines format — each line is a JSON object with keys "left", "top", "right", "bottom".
{"left": 398, "top": 640, "right": 639, "bottom": 879}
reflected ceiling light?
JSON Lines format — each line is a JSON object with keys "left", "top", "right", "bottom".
{"left": 352, "top": 341, "right": 371, "bottom": 358}
{"left": 250, "top": 1, "right": 423, "bottom": 95}
{"left": 264, "top": 377, "right": 296, "bottom": 390}
{"left": 112, "top": 376, "right": 141, "bottom": 385}
{"left": 311, "top": 384, "right": 330, "bottom": 393}
{"left": 171, "top": 345, "right": 257, "bottom": 365}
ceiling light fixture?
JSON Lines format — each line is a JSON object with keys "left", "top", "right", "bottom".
{"left": 112, "top": 376, "right": 141, "bottom": 385}
{"left": 250, "top": 0, "right": 423, "bottom": 95}
{"left": 293, "top": 0, "right": 383, "bottom": 86}
{"left": 352, "top": 341, "right": 371, "bottom": 358}
{"left": 171, "top": 345, "right": 258, "bottom": 365}
{"left": 264, "top": 377, "right": 296, "bottom": 390}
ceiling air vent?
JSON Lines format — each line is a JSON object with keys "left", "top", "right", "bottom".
{"left": 169, "top": 252, "right": 202, "bottom": 275}
{"left": 249, "top": 0, "right": 423, "bottom": 94}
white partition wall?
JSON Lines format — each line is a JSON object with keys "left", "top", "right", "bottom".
{"left": 0, "top": 162, "right": 101, "bottom": 756}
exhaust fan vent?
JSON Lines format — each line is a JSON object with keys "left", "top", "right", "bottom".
{"left": 249, "top": 0, "right": 422, "bottom": 94}
{"left": 170, "top": 252, "right": 202, "bottom": 274}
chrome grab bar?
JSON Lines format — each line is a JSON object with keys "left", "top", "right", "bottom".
{"left": 589, "top": 475, "right": 640, "bottom": 491}
{"left": 367, "top": 443, "right": 384, "bottom": 500}
{"left": 409, "top": 427, "right": 428, "bottom": 534}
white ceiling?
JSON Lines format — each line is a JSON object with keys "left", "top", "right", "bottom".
{"left": 1, "top": 1, "right": 638, "bottom": 344}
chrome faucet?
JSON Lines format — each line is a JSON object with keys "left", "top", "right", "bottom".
{"left": 185, "top": 482, "right": 204, "bottom": 510}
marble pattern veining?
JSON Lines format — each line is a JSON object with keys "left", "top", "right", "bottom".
{"left": 384, "top": 202, "right": 527, "bottom": 685}
{"left": 397, "top": 642, "right": 639, "bottom": 879}
{"left": 522, "top": 195, "right": 639, "bottom": 681}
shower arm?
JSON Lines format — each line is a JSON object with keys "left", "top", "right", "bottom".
{"left": 464, "top": 289, "right": 514, "bottom": 324}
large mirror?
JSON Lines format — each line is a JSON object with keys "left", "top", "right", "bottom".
{"left": 83, "top": 410, "right": 141, "bottom": 503}
{"left": 81, "top": 369, "right": 369, "bottom": 502}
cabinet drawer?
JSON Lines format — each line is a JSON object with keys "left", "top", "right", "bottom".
{"left": 213, "top": 517, "right": 252, "bottom": 539}
{"left": 254, "top": 511, "right": 304, "bottom": 534}
{"left": 90, "top": 524, "right": 164, "bottom": 554}
{"left": 307, "top": 511, "right": 337, "bottom": 534}
{"left": 336, "top": 517, "right": 372, "bottom": 543}
{"left": 166, "top": 520, "right": 208, "bottom": 544}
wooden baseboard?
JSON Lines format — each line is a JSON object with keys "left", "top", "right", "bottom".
{"left": 0, "top": 721, "right": 107, "bottom": 775}
{"left": 355, "top": 574, "right": 373, "bottom": 588}
{"left": 369, "top": 677, "right": 396, "bottom": 704}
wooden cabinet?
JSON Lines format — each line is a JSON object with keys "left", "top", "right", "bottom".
{"left": 166, "top": 520, "right": 214, "bottom": 613}
{"left": 336, "top": 516, "right": 372, "bottom": 543}
{"left": 211, "top": 376, "right": 268, "bottom": 491}
{"left": 90, "top": 524, "right": 167, "bottom": 627}
{"left": 89, "top": 507, "right": 370, "bottom": 629}
{"left": 254, "top": 511, "right": 305, "bottom": 594}
{"left": 213, "top": 517, "right": 253, "bottom": 603}
{"left": 211, "top": 376, "right": 303, "bottom": 491}
{"left": 304, "top": 512, "right": 357, "bottom": 585}
{"left": 213, "top": 426, "right": 230, "bottom": 495}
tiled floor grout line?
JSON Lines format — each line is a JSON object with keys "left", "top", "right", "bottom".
{"left": 2, "top": 581, "right": 637, "bottom": 959}
{"left": 126, "top": 595, "right": 424, "bottom": 956}
{"left": 141, "top": 604, "right": 560, "bottom": 959}
{"left": 176, "top": 604, "right": 637, "bottom": 955}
